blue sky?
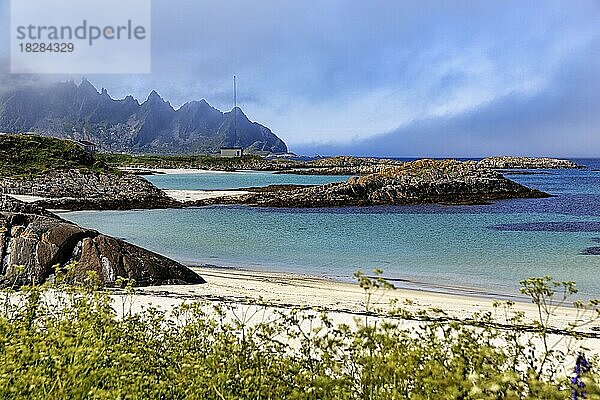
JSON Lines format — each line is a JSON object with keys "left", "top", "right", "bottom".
{"left": 1, "top": 0, "right": 599, "bottom": 156}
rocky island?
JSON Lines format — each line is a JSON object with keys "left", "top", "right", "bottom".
{"left": 279, "top": 156, "right": 585, "bottom": 176}
{"left": 102, "top": 153, "right": 303, "bottom": 173}
{"left": 199, "top": 159, "right": 551, "bottom": 207}
{"left": 0, "top": 196, "right": 205, "bottom": 288}
{"left": 101, "top": 153, "right": 585, "bottom": 177}
{"left": 478, "top": 156, "right": 584, "bottom": 169}
{"left": 275, "top": 156, "right": 404, "bottom": 175}
{"left": 0, "top": 135, "right": 177, "bottom": 210}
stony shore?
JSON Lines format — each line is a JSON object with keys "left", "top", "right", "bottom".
{"left": 277, "top": 156, "right": 585, "bottom": 176}
{"left": 307, "top": 156, "right": 403, "bottom": 167}
{"left": 196, "top": 159, "right": 550, "bottom": 208}
{"left": 111, "top": 157, "right": 304, "bottom": 173}
{"left": 275, "top": 156, "right": 404, "bottom": 175}
{"left": 114, "top": 155, "right": 584, "bottom": 178}
{"left": 117, "top": 155, "right": 399, "bottom": 176}
{"left": 275, "top": 165, "right": 396, "bottom": 176}
{"left": 478, "top": 156, "right": 584, "bottom": 169}
{"left": 0, "top": 151, "right": 561, "bottom": 211}
{"left": 0, "top": 170, "right": 178, "bottom": 210}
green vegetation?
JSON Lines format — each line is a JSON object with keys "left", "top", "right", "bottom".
{"left": 375, "top": 159, "right": 472, "bottom": 177}
{"left": 0, "top": 269, "right": 598, "bottom": 399}
{"left": 99, "top": 153, "right": 286, "bottom": 170}
{"left": 0, "top": 135, "right": 111, "bottom": 179}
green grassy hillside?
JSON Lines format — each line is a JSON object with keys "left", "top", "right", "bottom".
{"left": 0, "top": 134, "right": 110, "bottom": 179}
{"left": 99, "top": 152, "right": 298, "bottom": 171}
{"left": 100, "top": 153, "right": 262, "bottom": 168}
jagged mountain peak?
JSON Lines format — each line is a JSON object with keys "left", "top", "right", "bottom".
{"left": 0, "top": 80, "right": 288, "bottom": 155}
{"left": 178, "top": 99, "right": 221, "bottom": 113}
{"left": 145, "top": 90, "right": 165, "bottom": 102}
{"left": 225, "top": 106, "right": 252, "bottom": 124}
{"left": 78, "top": 78, "right": 98, "bottom": 94}
{"left": 230, "top": 106, "right": 245, "bottom": 114}
{"left": 121, "top": 94, "right": 139, "bottom": 107}
{"left": 141, "top": 90, "right": 175, "bottom": 114}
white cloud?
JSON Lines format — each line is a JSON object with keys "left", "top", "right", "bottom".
{"left": 1, "top": 0, "right": 598, "bottom": 156}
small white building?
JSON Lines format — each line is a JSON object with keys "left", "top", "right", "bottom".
{"left": 74, "top": 140, "right": 97, "bottom": 152}
{"left": 220, "top": 147, "right": 243, "bottom": 158}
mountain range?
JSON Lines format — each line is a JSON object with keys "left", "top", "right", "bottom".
{"left": 0, "top": 79, "right": 288, "bottom": 155}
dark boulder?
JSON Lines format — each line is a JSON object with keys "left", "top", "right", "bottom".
{"left": 0, "top": 197, "right": 204, "bottom": 288}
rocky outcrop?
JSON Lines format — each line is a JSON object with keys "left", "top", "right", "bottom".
{"left": 275, "top": 156, "right": 404, "bottom": 176}
{"left": 478, "top": 157, "right": 584, "bottom": 169}
{"left": 275, "top": 165, "right": 397, "bottom": 176}
{"left": 0, "top": 196, "right": 204, "bottom": 288}
{"left": 307, "top": 156, "right": 403, "bottom": 168}
{"left": 113, "top": 155, "right": 398, "bottom": 175}
{"left": 202, "top": 159, "right": 550, "bottom": 208}
{"left": 0, "top": 170, "right": 178, "bottom": 210}
{"left": 118, "top": 158, "right": 304, "bottom": 173}
{"left": 0, "top": 196, "right": 56, "bottom": 217}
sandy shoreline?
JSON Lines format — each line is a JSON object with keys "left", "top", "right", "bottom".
{"left": 6, "top": 194, "right": 48, "bottom": 203}
{"left": 152, "top": 168, "right": 244, "bottom": 175}
{"left": 164, "top": 189, "right": 248, "bottom": 202}
{"left": 134, "top": 266, "right": 600, "bottom": 340}
{"left": 121, "top": 167, "right": 269, "bottom": 175}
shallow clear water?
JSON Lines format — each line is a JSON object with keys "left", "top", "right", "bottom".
{"left": 145, "top": 171, "right": 352, "bottom": 190}
{"left": 61, "top": 159, "right": 600, "bottom": 297}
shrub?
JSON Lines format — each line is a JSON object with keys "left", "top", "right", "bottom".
{"left": 0, "top": 271, "right": 598, "bottom": 399}
{"left": 0, "top": 135, "right": 112, "bottom": 179}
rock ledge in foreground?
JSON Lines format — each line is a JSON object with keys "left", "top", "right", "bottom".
{"left": 0, "top": 196, "right": 204, "bottom": 288}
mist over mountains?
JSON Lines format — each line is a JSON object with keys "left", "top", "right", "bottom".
{"left": 0, "top": 79, "right": 288, "bottom": 155}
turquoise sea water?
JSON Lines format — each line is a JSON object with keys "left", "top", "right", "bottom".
{"left": 61, "top": 160, "right": 600, "bottom": 297}
{"left": 145, "top": 171, "right": 353, "bottom": 190}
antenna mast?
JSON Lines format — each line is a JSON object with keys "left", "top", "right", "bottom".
{"left": 233, "top": 75, "right": 237, "bottom": 140}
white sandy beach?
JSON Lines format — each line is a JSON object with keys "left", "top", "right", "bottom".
{"left": 128, "top": 266, "right": 599, "bottom": 353}
{"left": 164, "top": 189, "right": 248, "bottom": 202}
{"left": 151, "top": 168, "right": 242, "bottom": 175}
{"left": 6, "top": 180, "right": 249, "bottom": 204}
{"left": 6, "top": 194, "right": 48, "bottom": 203}
{"left": 120, "top": 167, "right": 224, "bottom": 175}
{"left": 120, "top": 167, "right": 267, "bottom": 175}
